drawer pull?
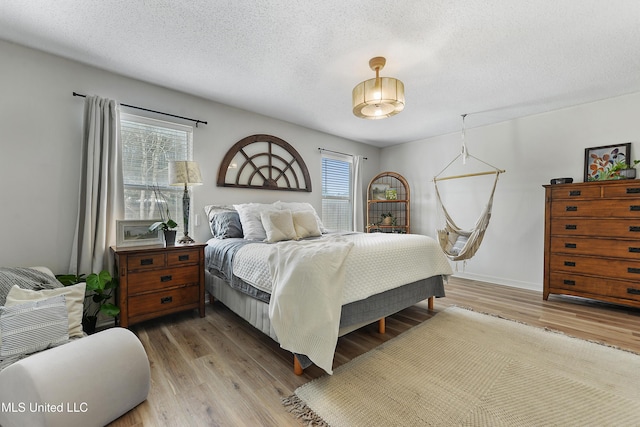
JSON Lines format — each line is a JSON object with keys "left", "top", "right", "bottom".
{"left": 160, "top": 275, "right": 173, "bottom": 282}
{"left": 628, "top": 268, "right": 640, "bottom": 275}
{"left": 160, "top": 296, "right": 173, "bottom": 304}
{"left": 564, "top": 261, "right": 576, "bottom": 267}
{"left": 565, "top": 206, "right": 578, "bottom": 212}
{"left": 178, "top": 255, "right": 190, "bottom": 261}
{"left": 630, "top": 226, "right": 640, "bottom": 232}
{"left": 627, "top": 288, "right": 640, "bottom": 295}
{"left": 630, "top": 206, "right": 640, "bottom": 212}
{"left": 627, "top": 188, "right": 640, "bottom": 194}
{"left": 565, "top": 224, "right": 577, "bottom": 230}
{"left": 569, "top": 190, "right": 581, "bottom": 196}
{"left": 563, "top": 279, "right": 576, "bottom": 286}
{"left": 140, "top": 258, "right": 154, "bottom": 266}
{"left": 629, "top": 247, "right": 640, "bottom": 253}
{"left": 565, "top": 243, "right": 577, "bottom": 249}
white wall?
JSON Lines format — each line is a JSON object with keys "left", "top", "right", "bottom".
{"left": 381, "top": 92, "right": 640, "bottom": 291}
{"left": 0, "top": 39, "right": 381, "bottom": 274}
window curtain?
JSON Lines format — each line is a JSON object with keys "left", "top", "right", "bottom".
{"left": 69, "top": 96, "right": 124, "bottom": 275}
{"left": 352, "top": 155, "right": 365, "bottom": 232}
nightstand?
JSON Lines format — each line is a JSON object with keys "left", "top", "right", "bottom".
{"left": 111, "top": 243, "right": 207, "bottom": 328}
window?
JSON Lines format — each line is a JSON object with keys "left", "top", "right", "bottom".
{"left": 120, "top": 114, "right": 193, "bottom": 227}
{"left": 321, "top": 154, "right": 353, "bottom": 231}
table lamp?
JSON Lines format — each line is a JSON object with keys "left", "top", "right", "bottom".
{"left": 169, "top": 160, "right": 203, "bottom": 244}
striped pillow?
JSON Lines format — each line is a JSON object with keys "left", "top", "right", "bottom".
{"left": 0, "top": 295, "right": 69, "bottom": 357}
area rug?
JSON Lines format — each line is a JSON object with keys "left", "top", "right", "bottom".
{"left": 284, "top": 306, "right": 640, "bottom": 426}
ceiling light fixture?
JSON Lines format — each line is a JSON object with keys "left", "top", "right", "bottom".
{"left": 352, "top": 56, "right": 405, "bottom": 119}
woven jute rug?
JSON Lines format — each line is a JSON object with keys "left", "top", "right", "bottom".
{"left": 284, "top": 306, "right": 640, "bottom": 426}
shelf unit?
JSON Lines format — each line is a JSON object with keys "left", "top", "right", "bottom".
{"left": 366, "top": 171, "right": 410, "bottom": 233}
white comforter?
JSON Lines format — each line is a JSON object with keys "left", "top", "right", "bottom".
{"left": 233, "top": 232, "right": 453, "bottom": 304}
{"left": 232, "top": 232, "right": 453, "bottom": 374}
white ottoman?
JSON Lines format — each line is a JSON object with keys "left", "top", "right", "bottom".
{"left": 0, "top": 327, "right": 150, "bottom": 427}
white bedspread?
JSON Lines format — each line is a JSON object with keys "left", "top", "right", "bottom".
{"left": 233, "top": 232, "right": 453, "bottom": 304}
{"left": 267, "top": 235, "right": 354, "bottom": 374}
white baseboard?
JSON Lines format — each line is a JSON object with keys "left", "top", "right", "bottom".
{"left": 451, "top": 271, "right": 542, "bottom": 293}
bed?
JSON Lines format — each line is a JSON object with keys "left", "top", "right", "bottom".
{"left": 203, "top": 201, "right": 453, "bottom": 375}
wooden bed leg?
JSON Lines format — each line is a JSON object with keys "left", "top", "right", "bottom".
{"left": 208, "top": 292, "right": 215, "bottom": 305}
{"left": 293, "top": 355, "right": 303, "bottom": 376}
{"left": 378, "top": 318, "right": 386, "bottom": 334}
{"left": 428, "top": 296, "right": 434, "bottom": 311}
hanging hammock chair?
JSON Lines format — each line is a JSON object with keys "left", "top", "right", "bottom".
{"left": 433, "top": 115, "right": 505, "bottom": 262}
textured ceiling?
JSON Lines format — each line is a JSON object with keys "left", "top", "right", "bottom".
{"left": 1, "top": 1, "right": 640, "bottom": 147}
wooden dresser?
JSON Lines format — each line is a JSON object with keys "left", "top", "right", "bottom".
{"left": 112, "top": 243, "right": 206, "bottom": 327}
{"left": 543, "top": 181, "right": 640, "bottom": 308}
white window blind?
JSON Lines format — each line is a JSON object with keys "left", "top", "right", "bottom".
{"left": 120, "top": 114, "right": 193, "bottom": 227}
{"left": 321, "top": 154, "right": 353, "bottom": 231}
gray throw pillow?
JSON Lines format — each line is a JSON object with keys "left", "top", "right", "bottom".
{"left": 211, "top": 211, "right": 244, "bottom": 239}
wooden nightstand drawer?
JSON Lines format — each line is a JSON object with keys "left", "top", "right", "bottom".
{"left": 550, "top": 273, "right": 640, "bottom": 303}
{"left": 167, "top": 249, "right": 200, "bottom": 266}
{"left": 127, "top": 284, "right": 200, "bottom": 318}
{"left": 550, "top": 186, "right": 601, "bottom": 200}
{"left": 550, "top": 255, "right": 640, "bottom": 281}
{"left": 550, "top": 218, "right": 640, "bottom": 238}
{"left": 127, "top": 253, "right": 166, "bottom": 271}
{"left": 128, "top": 265, "right": 200, "bottom": 293}
{"left": 551, "top": 199, "right": 640, "bottom": 218}
{"left": 602, "top": 184, "right": 640, "bottom": 198}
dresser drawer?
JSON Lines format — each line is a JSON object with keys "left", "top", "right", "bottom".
{"left": 550, "top": 218, "right": 640, "bottom": 238}
{"left": 551, "top": 199, "right": 640, "bottom": 218}
{"left": 167, "top": 249, "right": 200, "bottom": 266}
{"left": 602, "top": 183, "right": 640, "bottom": 198}
{"left": 551, "top": 236, "right": 640, "bottom": 259}
{"left": 128, "top": 265, "right": 200, "bottom": 293}
{"left": 127, "top": 284, "right": 200, "bottom": 318}
{"left": 127, "top": 253, "right": 166, "bottom": 271}
{"left": 550, "top": 255, "right": 640, "bottom": 280}
{"left": 549, "top": 272, "right": 640, "bottom": 302}
{"left": 549, "top": 186, "right": 601, "bottom": 200}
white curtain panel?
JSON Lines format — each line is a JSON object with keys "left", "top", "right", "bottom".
{"left": 69, "top": 96, "right": 124, "bottom": 275}
{"left": 352, "top": 155, "right": 364, "bottom": 232}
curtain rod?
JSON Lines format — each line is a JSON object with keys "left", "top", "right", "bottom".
{"left": 318, "top": 147, "right": 367, "bottom": 160}
{"left": 72, "top": 92, "right": 208, "bottom": 127}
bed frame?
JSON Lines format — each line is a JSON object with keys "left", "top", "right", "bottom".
{"left": 205, "top": 269, "right": 444, "bottom": 374}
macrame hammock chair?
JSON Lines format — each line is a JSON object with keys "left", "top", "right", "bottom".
{"left": 433, "top": 115, "right": 505, "bottom": 262}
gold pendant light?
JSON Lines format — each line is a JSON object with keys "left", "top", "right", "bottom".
{"left": 352, "top": 57, "right": 405, "bottom": 119}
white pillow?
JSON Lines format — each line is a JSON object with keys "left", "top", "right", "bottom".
{"left": 261, "top": 210, "right": 297, "bottom": 243}
{"left": 5, "top": 282, "right": 86, "bottom": 338}
{"left": 0, "top": 295, "right": 69, "bottom": 357}
{"left": 234, "top": 203, "right": 278, "bottom": 240}
{"left": 273, "top": 201, "right": 327, "bottom": 233}
{"left": 292, "top": 210, "right": 322, "bottom": 239}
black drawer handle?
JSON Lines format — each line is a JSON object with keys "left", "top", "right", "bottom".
{"left": 565, "top": 243, "right": 577, "bottom": 249}
{"left": 629, "top": 247, "right": 640, "bottom": 253}
{"left": 569, "top": 190, "right": 581, "bottom": 196}
{"left": 630, "top": 226, "right": 640, "bottom": 232}
{"left": 563, "top": 279, "right": 576, "bottom": 286}
{"left": 565, "top": 206, "right": 578, "bottom": 212}
{"left": 564, "top": 261, "right": 576, "bottom": 267}
{"left": 160, "top": 296, "right": 173, "bottom": 304}
{"left": 160, "top": 275, "right": 173, "bottom": 282}
{"left": 630, "top": 206, "right": 640, "bottom": 212}
{"left": 627, "top": 188, "right": 640, "bottom": 194}
{"left": 627, "top": 288, "right": 640, "bottom": 295}
{"left": 178, "top": 255, "right": 190, "bottom": 261}
{"left": 140, "top": 258, "right": 154, "bottom": 266}
{"left": 565, "top": 224, "right": 577, "bottom": 230}
{"left": 628, "top": 268, "right": 640, "bottom": 274}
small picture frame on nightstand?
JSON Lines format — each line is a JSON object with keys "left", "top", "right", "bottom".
{"left": 116, "top": 220, "right": 163, "bottom": 247}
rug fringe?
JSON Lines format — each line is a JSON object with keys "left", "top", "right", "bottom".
{"left": 282, "top": 394, "right": 329, "bottom": 427}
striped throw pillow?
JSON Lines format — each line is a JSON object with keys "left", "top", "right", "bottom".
{"left": 0, "top": 295, "right": 69, "bottom": 357}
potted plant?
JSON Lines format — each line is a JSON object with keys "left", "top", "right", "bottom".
{"left": 148, "top": 185, "right": 178, "bottom": 245}
{"left": 618, "top": 159, "right": 640, "bottom": 179}
{"left": 56, "top": 270, "right": 120, "bottom": 334}
{"left": 380, "top": 212, "right": 396, "bottom": 226}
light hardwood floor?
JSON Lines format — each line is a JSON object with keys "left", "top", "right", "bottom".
{"left": 109, "top": 277, "right": 640, "bottom": 427}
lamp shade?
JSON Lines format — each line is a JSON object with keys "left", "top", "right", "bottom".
{"left": 169, "top": 161, "right": 203, "bottom": 186}
{"left": 352, "top": 57, "right": 405, "bottom": 119}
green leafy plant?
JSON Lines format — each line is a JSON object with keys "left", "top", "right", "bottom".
{"left": 148, "top": 185, "right": 178, "bottom": 232}
{"left": 380, "top": 212, "right": 396, "bottom": 226}
{"left": 56, "top": 270, "right": 120, "bottom": 333}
